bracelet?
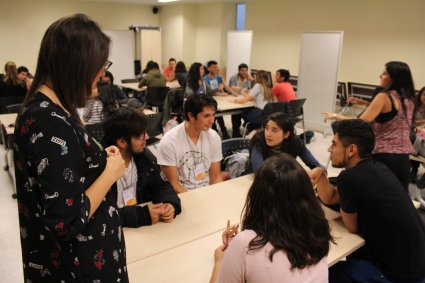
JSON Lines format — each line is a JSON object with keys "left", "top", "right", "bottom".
{"left": 332, "top": 113, "right": 337, "bottom": 119}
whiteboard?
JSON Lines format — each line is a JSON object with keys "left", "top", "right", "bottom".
{"left": 140, "top": 29, "right": 162, "bottom": 69}
{"left": 297, "top": 31, "right": 343, "bottom": 132}
{"left": 226, "top": 31, "right": 252, "bottom": 83}
{"left": 103, "top": 30, "right": 135, "bottom": 83}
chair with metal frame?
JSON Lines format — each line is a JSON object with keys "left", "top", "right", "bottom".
{"left": 286, "top": 98, "right": 307, "bottom": 144}
{"left": 6, "top": 103, "right": 23, "bottom": 113}
{"left": 221, "top": 138, "right": 250, "bottom": 165}
{"left": 145, "top": 86, "right": 170, "bottom": 112}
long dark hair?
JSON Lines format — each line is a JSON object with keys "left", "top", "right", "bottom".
{"left": 384, "top": 61, "right": 415, "bottom": 113}
{"left": 103, "top": 107, "right": 147, "bottom": 147}
{"left": 242, "top": 153, "right": 333, "bottom": 269}
{"left": 97, "top": 85, "right": 119, "bottom": 117}
{"left": 24, "top": 14, "right": 110, "bottom": 123}
{"left": 250, "top": 112, "right": 301, "bottom": 160}
{"left": 187, "top": 62, "right": 203, "bottom": 93}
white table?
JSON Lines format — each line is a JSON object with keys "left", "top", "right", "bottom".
{"left": 119, "top": 81, "right": 181, "bottom": 92}
{"left": 123, "top": 174, "right": 365, "bottom": 282}
{"left": 0, "top": 113, "right": 17, "bottom": 135}
{"left": 123, "top": 175, "right": 254, "bottom": 263}
{"left": 126, "top": 202, "right": 364, "bottom": 283}
{"left": 213, "top": 95, "right": 255, "bottom": 117}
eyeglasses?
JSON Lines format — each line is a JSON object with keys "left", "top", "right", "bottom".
{"left": 104, "top": 60, "right": 113, "bottom": 72}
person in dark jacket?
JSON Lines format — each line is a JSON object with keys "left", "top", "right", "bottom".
{"left": 104, "top": 107, "right": 181, "bottom": 227}
{"left": 249, "top": 112, "right": 324, "bottom": 176}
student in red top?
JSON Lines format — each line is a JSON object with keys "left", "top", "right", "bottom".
{"left": 271, "top": 69, "right": 296, "bottom": 102}
{"left": 163, "top": 57, "right": 176, "bottom": 82}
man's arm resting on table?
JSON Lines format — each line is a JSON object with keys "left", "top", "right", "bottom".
{"left": 209, "top": 161, "right": 223, "bottom": 184}
{"left": 340, "top": 210, "right": 358, "bottom": 233}
{"left": 314, "top": 169, "right": 340, "bottom": 205}
{"left": 160, "top": 165, "right": 188, "bottom": 194}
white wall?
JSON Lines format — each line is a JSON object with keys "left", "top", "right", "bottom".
{"left": 160, "top": 4, "right": 184, "bottom": 66}
{"left": 246, "top": 0, "right": 425, "bottom": 87}
{"left": 0, "top": 0, "right": 158, "bottom": 73}
{"left": 2, "top": 0, "right": 425, "bottom": 87}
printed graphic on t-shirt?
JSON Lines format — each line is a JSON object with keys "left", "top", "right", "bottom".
{"left": 178, "top": 150, "right": 209, "bottom": 189}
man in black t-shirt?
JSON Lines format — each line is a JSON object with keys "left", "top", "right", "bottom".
{"left": 311, "top": 119, "right": 425, "bottom": 283}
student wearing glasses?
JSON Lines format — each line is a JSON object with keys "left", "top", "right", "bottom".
{"left": 14, "top": 14, "right": 129, "bottom": 282}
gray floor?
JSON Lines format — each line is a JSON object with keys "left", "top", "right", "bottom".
{"left": 1, "top": 123, "right": 424, "bottom": 282}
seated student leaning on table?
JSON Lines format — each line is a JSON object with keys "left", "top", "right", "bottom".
{"left": 310, "top": 119, "right": 425, "bottom": 283}
{"left": 210, "top": 153, "right": 333, "bottom": 283}
{"left": 103, "top": 107, "right": 181, "bottom": 227}
{"left": 234, "top": 70, "right": 275, "bottom": 131}
{"left": 249, "top": 112, "right": 325, "bottom": 176}
{"left": 157, "top": 94, "right": 223, "bottom": 193}
{"left": 138, "top": 61, "right": 166, "bottom": 88}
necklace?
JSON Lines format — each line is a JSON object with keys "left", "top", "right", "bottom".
{"left": 119, "top": 158, "right": 137, "bottom": 190}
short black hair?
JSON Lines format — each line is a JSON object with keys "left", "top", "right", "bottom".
{"left": 238, "top": 63, "right": 248, "bottom": 70}
{"left": 207, "top": 60, "right": 218, "bottom": 67}
{"left": 103, "top": 107, "right": 147, "bottom": 146}
{"left": 169, "top": 58, "right": 176, "bottom": 63}
{"left": 184, "top": 94, "right": 217, "bottom": 120}
{"left": 277, "top": 69, "right": 290, "bottom": 82}
{"left": 332, "top": 119, "right": 375, "bottom": 158}
{"left": 17, "top": 66, "right": 29, "bottom": 74}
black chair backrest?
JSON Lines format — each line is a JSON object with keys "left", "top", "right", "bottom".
{"left": 6, "top": 103, "right": 22, "bottom": 113}
{"left": 261, "top": 102, "right": 289, "bottom": 123}
{"left": 221, "top": 138, "right": 250, "bottom": 160}
{"left": 121, "top": 78, "right": 138, "bottom": 83}
{"left": 169, "top": 88, "right": 184, "bottom": 112}
{"left": 145, "top": 112, "right": 163, "bottom": 138}
{"left": 287, "top": 98, "right": 306, "bottom": 117}
{"left": 0, "top": 95, "right": 25, "bottom": 114}
{"left": 146, "top": 87, "right": 170, "bottom": 108}
{"left": 85, "top": 123, "right": 104, "bottom": 143}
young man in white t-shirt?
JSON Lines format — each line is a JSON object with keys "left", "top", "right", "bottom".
{"left": 157, "top": 94, "right": 223, "bottom": 193}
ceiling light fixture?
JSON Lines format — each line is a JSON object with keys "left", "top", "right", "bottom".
{"left": 158, "top": 0, "right": 180, "bottom": 3}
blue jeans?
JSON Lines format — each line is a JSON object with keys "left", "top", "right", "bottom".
{"left": 330, "top": 259, "right": 425, "bottom": 283}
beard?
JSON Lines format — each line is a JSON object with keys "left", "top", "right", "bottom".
{"left": 331, "top": 152, "right": 348, "bottom": 168}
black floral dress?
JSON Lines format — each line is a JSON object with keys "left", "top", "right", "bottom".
{"left": 14, "top": 92, "right": 128, "bottom": 282}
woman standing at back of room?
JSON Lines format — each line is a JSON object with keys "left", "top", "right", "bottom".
{"left": 210, "top": 154, "right": 333, "bottom": 283}
{"left": 324, "top": 61, "right": 415, "bottom": 190}
{"left": 14, "top": 14, "right": 128, "bottom": 282}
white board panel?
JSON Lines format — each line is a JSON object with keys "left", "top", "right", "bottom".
{"left": 297, "top": 31, "right": 343, "bottom": 132}
{"left": 103, "top": 30, "right": 135, "bottom": 83}
{"left": 226, "top": 31, "right": 252, "bottom": 83}
{"left": 140, "top": 29, "right": 162, "bottom": 69}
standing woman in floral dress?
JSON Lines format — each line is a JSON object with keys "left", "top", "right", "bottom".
{"left": 14, "top": 14, "right": 128, "bottom": 282}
